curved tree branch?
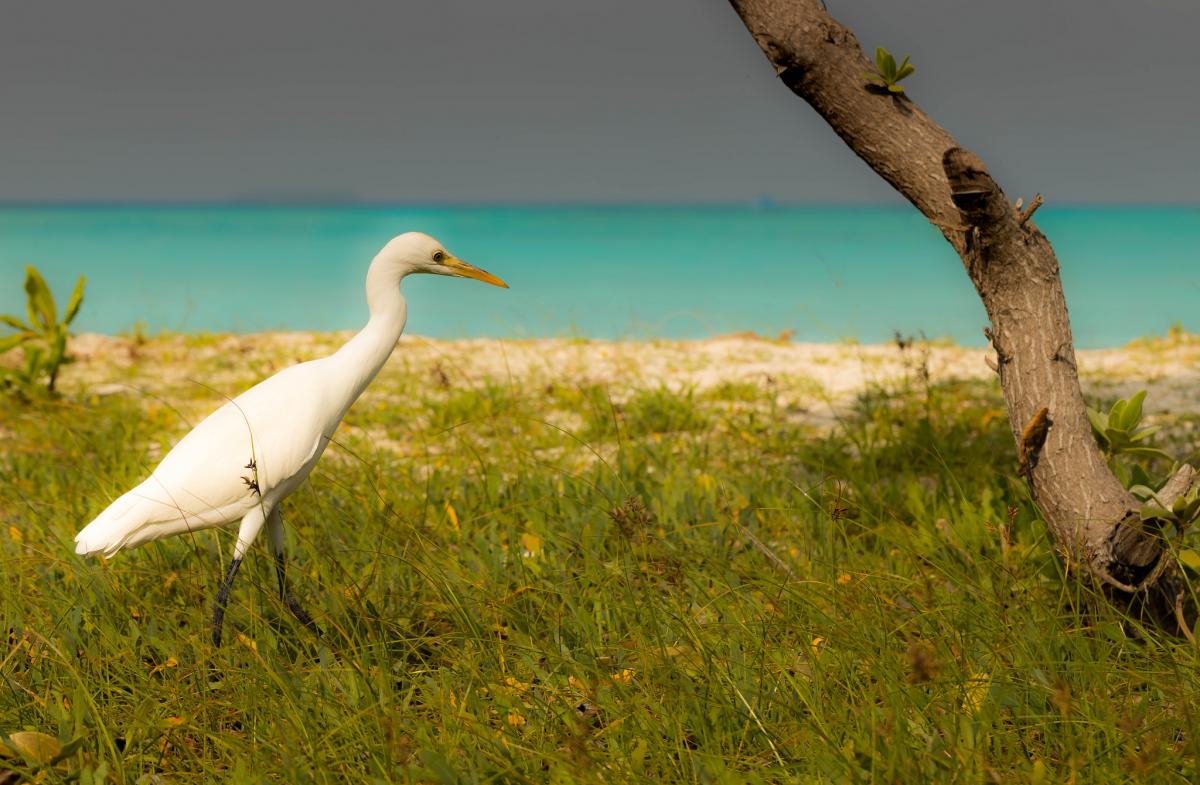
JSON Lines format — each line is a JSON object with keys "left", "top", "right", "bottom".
{"left": 726, "top": 0, "right": 1196, "bottom": 620}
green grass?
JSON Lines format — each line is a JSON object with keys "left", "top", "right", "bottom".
{"left": 2, "top": 348, "right": 1200, "bottom": 783}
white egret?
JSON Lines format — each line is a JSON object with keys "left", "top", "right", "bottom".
{"left": 75, "top": 232, "right": 507, "bottom": 645}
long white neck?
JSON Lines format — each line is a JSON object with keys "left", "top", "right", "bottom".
{"left": 325, "top": 262, "right": 409, "bottom": 421}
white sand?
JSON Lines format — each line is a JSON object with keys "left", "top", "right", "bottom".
{"left": 55, "top": 331, "right": 1200, "bottom": 424}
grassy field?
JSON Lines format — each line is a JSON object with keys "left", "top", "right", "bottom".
{"left": 2, "top": 334, "right": 1200, "bottom": 783}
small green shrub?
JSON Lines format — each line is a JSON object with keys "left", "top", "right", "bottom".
{"left": 0, "top": 265, "right": 86, "bottom": 393}
{"left": 1088, "top": 390, "right": 1173, "bottom": 488}
{"left": 556, "top": 383, "right": 620, "bottom": 440}
{"left": 624, "top": 387, "right": 709, "bottom": 436}
{"left": 704, "top": 381, "right": 764, "bottom": 404}
{"left": 426, "top": 381, "right": 525, "bottom": 432}
{"left": 1089, "top": 390, "right": 1200, "bottom": 534}
{"left": 1088, "top": 390, "right": 1168, "bottom": 461}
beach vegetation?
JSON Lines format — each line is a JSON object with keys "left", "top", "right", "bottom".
{"left": 119, "top": 320, "right": 153, "bottom": 347}
{"left": 426, "top": 381, "right": 529, "bottom": 433}
{"left": 1125, "top": 321, "right": 1199, "bottom": 354}
{"left": 1089, "top": 391, "right": 1171, "bottom": 472}
{"left": 0, "top": 265, "right": 86, "bottom": 395}
{"left": 704, "top": 380, "right": 763, "bottom": 403}
{"left": 3, "top": 337, "right": 1200, "bottom": 781}
{"left": 622, "top": 386, "right": 709, "bottom": 436}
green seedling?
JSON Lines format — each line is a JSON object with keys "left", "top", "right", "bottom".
{"left": 0, "top": 265, "right": 86, "bottom": 393}
{"left": 864, "top": 47, "right": 915, "bottom": 94}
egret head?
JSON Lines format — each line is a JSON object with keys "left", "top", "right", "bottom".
{"left": 373, "top": 232, "right": 508, "bottom": 288}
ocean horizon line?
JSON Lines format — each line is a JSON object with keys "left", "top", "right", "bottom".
{"left": 1, "top": 199, "right": 1197, "bottom": 211}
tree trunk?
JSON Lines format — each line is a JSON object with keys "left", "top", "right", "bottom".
{"left": 725, "top": 0, "right": 1195, "bottom": 627}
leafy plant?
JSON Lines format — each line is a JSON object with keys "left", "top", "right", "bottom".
{"left": 1087, "top": 390, "right": 1200, "bottom": 533}
{"left": 0, "top": 265, "right": 86, "bottom": 393}
{"left": 0, "top": 729, "right": 87, "bottom": 782}
{"left": 1137, "top": 483, "right": 1200, "bottom": 533}
{"left": 1088, "top": 391, "right": 1173, "bottom": 459}
{"left": 864, "top": 47, "right": 915, "bottom": 94}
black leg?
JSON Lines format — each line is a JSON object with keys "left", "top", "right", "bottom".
{"left": 273, "top": 551, "right": 322, "bottom": 638}
{"left": 212, "top": 557, "right": 243, "bottom": 647}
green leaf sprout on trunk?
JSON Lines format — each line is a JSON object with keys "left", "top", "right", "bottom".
{"left": 864, "top": 47, "right": 915, "bottom": 94}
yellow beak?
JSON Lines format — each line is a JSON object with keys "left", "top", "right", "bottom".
{"left": 446, "top": 256, "right": 509, "bottom": 288}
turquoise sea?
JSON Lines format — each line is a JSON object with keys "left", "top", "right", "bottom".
{"left": 1, "top": 206, "right": 1196, "bottom": 348}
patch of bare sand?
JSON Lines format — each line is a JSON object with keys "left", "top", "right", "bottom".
{"left": 55, "top": 331, "right": 1200, "bottom": 424}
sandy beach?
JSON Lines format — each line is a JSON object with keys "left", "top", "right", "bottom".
{"left": 54, "top": 330, "right": 1200, "bottom": 430}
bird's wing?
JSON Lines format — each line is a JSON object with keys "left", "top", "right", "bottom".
{"left": 151, "top": 362, "right": 331, "bottom": 512}
{"left": 76, "top": 362, "right": 330, "bottom": 555}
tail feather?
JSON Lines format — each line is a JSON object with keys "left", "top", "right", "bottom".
{"left": 75, "top": 479, "right": 249, "bottom": 557}
{"left": 75, "top": 491, "right": 151, "bottom": 557}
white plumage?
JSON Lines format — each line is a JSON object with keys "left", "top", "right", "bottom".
{"left": 75, "top": 231, "right": 507, "bottom": 644}
{"left": 74, "top": 359, "right": 331, "bottom": 556}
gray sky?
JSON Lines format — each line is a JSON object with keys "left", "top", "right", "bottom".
{"left": 2, "top": 0, "right": 1197, "bottom": 203}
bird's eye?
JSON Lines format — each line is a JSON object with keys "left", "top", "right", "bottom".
{"left": 432, "top": 250, "right": 446, "bottom": 263}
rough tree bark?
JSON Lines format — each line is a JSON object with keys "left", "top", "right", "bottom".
{"left": 726, "top": 0, "right": 1196, "bottom": 627}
